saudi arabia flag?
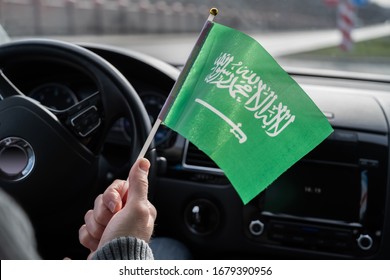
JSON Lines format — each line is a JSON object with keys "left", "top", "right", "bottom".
{"left": 158, "top": 20, "right": 333, "bottom": 204}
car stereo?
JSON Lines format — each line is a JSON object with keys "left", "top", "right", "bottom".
{"left": 243, "top": 129, "right": 388, "bottom": 258}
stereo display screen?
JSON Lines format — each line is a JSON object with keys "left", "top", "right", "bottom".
{"left": 264, "top": 162, "right": 364, "bottom": 224}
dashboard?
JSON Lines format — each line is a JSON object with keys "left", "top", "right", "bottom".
{"left": 153, "top": 74, "right": 390, "bottom": 260}
{"left": 25, "top": 76, "right": 175, "bottom": 148}
{"left": 3, "top": 42, "right": 390, "bottom": 260}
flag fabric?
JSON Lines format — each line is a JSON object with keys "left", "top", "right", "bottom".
{"left": 159, "top": 20, "right": 333, "bottom": 204}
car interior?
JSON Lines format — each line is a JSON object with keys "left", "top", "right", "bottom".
{"left": 0, "top": 0, "right": 389, "bottom": 260}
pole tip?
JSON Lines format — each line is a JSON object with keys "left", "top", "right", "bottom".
{"left": 210, "top": 7, "right": 218, "bottom": 16}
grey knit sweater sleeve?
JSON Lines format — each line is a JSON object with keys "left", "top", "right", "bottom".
{"left": 92, "top": 236, "right": 154, "bottom": 260}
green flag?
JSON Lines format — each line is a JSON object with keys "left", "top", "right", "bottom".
{"left": 159, "top": 20, "right": 333, "bottom": 204}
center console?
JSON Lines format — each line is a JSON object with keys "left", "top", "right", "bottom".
{"left": 243, "top": 129, "right": 388, "bottom": 257}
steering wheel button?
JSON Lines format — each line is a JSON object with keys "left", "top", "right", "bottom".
{"left": 70, "top": 106, "right": 101, "bottom": 137}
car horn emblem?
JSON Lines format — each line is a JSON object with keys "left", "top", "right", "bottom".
{"left": 0, "top": 137, "right": 35, "bottom": 181}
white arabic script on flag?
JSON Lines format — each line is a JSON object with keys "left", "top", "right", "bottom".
{"left": 204, "top": 52, "right": 296, "bottom": 137}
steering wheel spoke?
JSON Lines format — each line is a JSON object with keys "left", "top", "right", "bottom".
{"left": 0, "top": 69, "right": 24, "bottom": 99}
{"left": 54, "top": 91, "right": 102, "bottom": 138}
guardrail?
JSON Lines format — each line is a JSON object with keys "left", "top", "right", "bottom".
{"left": 1, "top": 0, "right": 384, "bottom": 37}
{"left": 0, "top": 0, "right": 232, "bottom": 36}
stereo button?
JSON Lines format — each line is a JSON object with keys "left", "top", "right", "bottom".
{"left": 249, "top": 220, "right": 264, "bottom": 236}
{"left": 357, "top": 234, "right": 373, "bottom": 250}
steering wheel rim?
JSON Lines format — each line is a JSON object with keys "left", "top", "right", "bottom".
{"left": 0, "top": 39, "right": 155, "bottom": 259}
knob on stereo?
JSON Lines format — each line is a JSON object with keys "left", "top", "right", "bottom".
{"left": 357, "top": 234, "right": 373, "bottom": 251}
{"left": 249, "top": 219, "right": 264, "bottom": 236}
{"left": 185, "top": 199, "right": 220, "bottom": 236}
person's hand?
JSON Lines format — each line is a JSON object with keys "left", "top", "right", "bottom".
{"left": 79, "top": 158, "right": 157, "bottom": 259}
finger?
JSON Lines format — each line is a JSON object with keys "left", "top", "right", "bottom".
{"left": 84, "top": 210, "right": 105, "bottom": 240}
{"left": 79, "top": 224, "right": 99, "bottom": 252}
{"left": 126, "top": 158, "right": 150, "bottom": 203}
{"left": 101, "top": 179, "right": 128, "bottom": 213}
{"left": 92, "top": 194, "right": 114, "bottom": 226}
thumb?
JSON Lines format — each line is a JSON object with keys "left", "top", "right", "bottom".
{"left": 125, "top": 158, "right": 150, "bottom": 204}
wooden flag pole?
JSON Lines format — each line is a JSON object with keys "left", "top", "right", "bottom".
{"left": 137, "top": 118, "right": 162, "bottom": 160}
{"left": 137, "top": 8, "right": 218, "bottom": 160}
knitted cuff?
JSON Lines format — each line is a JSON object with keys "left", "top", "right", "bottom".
{"left": 92, "top": 236, "right": 154, "bottom": 260}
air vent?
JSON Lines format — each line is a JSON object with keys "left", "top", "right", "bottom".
{"left": 183, "top": 141, "right": 223, "bottom": 174}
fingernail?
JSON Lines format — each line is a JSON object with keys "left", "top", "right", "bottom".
{"left": 108, "top": 201, "right": 116, "bottom": 213}
{"left": 139, "top": 158, "right": 150, "bottom": 173}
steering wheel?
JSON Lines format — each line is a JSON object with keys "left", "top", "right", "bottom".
{"left": 0, "top": 39, "right": 155, "bottom": 259}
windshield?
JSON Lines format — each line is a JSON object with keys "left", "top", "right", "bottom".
{"left": 0, "top": 0, "right": 389, "bottom": 75}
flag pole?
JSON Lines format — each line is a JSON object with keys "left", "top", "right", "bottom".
{"left": 137, "top": 8, "right": 218, "bottom": 160}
